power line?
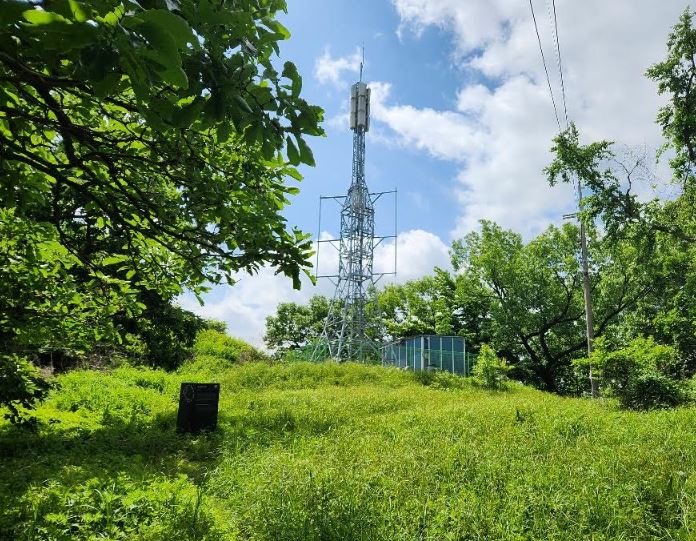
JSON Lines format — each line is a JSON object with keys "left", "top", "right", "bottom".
{"left": 550, "top": 0, "right": 569, "bottom": 128}
{"left": 545, "top": 1, "right": 594, "bottom": 395}
{"left": 528, "top": 0, "right": 562, "bottom": 132}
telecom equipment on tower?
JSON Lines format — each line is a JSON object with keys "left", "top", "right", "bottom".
{"left": 313, "top": 61, "right": 396, "bottom": 362}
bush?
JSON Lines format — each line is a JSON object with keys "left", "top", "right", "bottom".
{"left": 414, "top": 369, "right": 469, "bottom": 390}
{"left": 192, "top": 330, "right": 267, "bottom": 364}
{"left": 0, "top": 354, "right": 51, "bottom": 426}
{"left": 589, "top": 337, "right": 691, "bottom": 410}
{"left": 127, "top": 300, "right": 206, "bottom": 370}
{"left": 13, "top": 475, "right": 219, "bottom": 541}
{"left": 203, "top": 319, "right": 227, "bottom": 334}
{"left": 471, "top": 344, "right": 510, "bottom": 390}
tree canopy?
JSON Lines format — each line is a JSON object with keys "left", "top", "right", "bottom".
{"left": 1, "top": 0, "right": 323, "bottom": 293}
{"left": 1, "top": 0, "right": 324, "bottom": 418}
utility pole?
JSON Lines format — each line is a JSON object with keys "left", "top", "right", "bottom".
{"left": 565, "top": 178, "right": 598, "bottom": 397}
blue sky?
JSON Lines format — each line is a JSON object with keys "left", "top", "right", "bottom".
{"left": 181, "top": 0, "right": 689, "bottom": 346}
{"left": 278, "top": 0, "right": 465, "bottom": 242}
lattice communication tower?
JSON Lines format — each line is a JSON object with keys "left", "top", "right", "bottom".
{"left": 314, "top": 67, "right": 396, "bottom": 362}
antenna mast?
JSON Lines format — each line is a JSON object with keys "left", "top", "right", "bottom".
{"left": 314, "top": 55, "right": 396, "bottom": 362}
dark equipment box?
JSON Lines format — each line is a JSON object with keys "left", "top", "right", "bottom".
{"left": 176, "top": 383, "right": 220, "bottom": 434}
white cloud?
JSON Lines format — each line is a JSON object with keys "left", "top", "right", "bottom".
{"left": 181, "top": 0, "right": 685, "bottom": 347}
{"left": 178, "top": 267, "right": 316, "bottom": 349}
{"left": 380, "top": 0, "right": 685, "bottom": 238}
{"left": 394, "top": 0, "right": 524, "bottom": 52}
{"left": 179, "top": 229, "right": 449, "bottom": 346}
{"left": 314, "top": 46, "right": 363, "bottom": 87}
{"left": 375, "top": 229, "right": 450, "bottom": 282}
{"left": 367, "top": 77, "right": 573, "bottom": 237}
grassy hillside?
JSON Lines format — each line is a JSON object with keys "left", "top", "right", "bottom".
{"left": 1, "top": 349, "right": 696, "bottom": 540}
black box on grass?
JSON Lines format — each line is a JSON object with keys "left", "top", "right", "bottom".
{"left": 176, "top": 383, "right": 220, "bottom": 434}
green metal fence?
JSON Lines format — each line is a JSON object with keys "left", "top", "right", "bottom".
{"left": 381, "top": 335, "right": 477, "bottom": 376}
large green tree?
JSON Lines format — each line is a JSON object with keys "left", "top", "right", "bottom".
{"left": 1, "top": 0, "right": 322, "bottom": 290}
{"left": 378, "top": 268, "right": 492, "bottom": 346}
{"left": 544, "top": 9, "right": 696, "bottom": 370}
{"left": 451, "top": 221, "right": 647, "bottom": 392}
{"left": 264, "top": 295, "right": 330, "bottom": 358}
{"left": 0, "top": 0, "right": 322, "bottom": 417}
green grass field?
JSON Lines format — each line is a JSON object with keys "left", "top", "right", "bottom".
{"left": 2, "top": 356, "right": 695, "bottom": 540}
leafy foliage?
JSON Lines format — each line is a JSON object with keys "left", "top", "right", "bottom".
{"left": 122, "top": 295, "right": 206, "bottom": 370}
{"left": 1, "top": 0, "right": 322, "bottom": 292}
{"left": 16, "top": 475, "right": 219, "bottom": 541}
{"left": 2, "top": 358, "right": 696, "bottom": 539}
{"left": 647, "top": 7, "right": 696, "bottom": 183}
{"left": 471, "top": 344, "right": 510, "bottom": 390}
{"left": 0, "top": 0, "right": 323, "bottom": 416}
{"left": 581, "top": 337, "right": 691, "bottom": 410}
{"left": 0, "top": 208, "right": 137, "bottom": 357}
{"left": 194, "top": 329, "right": 267, "bottom": 364}
{"left": 543, "top": 11, "right": 696, "bottom": 374}
{"left": 0, "top": 354, "right": 51, "bottom": 426}
{"left": 450, "top": 221, "right": 645, "bottom": 393}
{"left": 264, "top": 296, "right": 330, "bottom": 357}
{"left": 378, "top": 268, "right": 490, "bottom": 342}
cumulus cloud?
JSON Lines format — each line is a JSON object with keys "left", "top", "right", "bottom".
{"left": 367, "top": 77, "right": 574, "bottom": 237}
{"left": 380, "top": 0, "right": 684, "bottom": 238}
{"left": 179, "top": 229, "right": 450, "bottom": 347}
{"left": 375, "top": 229, "right": 450, "bottom": 282}
{"left": 314, "top": 46, "right": 363, "bottom": 87}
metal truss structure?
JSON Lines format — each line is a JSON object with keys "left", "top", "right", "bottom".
{"left": 313, "top": 71, "right": 396, "bottom": 362}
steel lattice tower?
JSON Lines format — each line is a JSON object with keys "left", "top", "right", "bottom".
{"left": 314, "top": 72, "right": 394, "bottom": 362}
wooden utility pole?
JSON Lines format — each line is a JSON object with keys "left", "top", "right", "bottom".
{"left": 565, "top": 178, "right": 598, "bottom": 397}
{"left": 576, "top": 180, "right": 598, "bottom": 397}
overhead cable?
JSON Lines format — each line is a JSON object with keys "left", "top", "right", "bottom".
{"left": 528, "top": 0, "right": 562, "bottom": 132}
{"left": 550, "top": 0, "right": 569, "bottom": 128}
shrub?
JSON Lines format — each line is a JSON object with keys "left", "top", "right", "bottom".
{"left": 193, "top": 330, "right": 267, "bottom": 364}
{"left": 589, "top": 337, "right": 691, "bottom": 410}
{"left": 13, "top": 475, "right": 219, "bottom": 541}
{"left": 471, "top": 345, "right": 510, "bottom": 390}
{"left": 129, "top": 301, "right": 206, "bottom": 370}
{"left": 0, "top": 354, "right": 51, "bottom": 427}
{"left": 415, "top": 369, "right": 468, "bottom": 390}
{"left": 203, "top": 319, "right": 228, "bottom": 334}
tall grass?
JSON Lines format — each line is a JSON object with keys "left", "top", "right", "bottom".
{"left": 1, "top": 358, "right": 695, "bottom": 540}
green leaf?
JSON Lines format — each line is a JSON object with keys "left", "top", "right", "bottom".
{"left": 203, "top": 91, "right": 226, "bottom": 121}
{"left": 68, "top": 0, "right": 87, "bottom": 22}
{"left": 243, "top": 121, "right": 263, "bottom": 146}
{"left": 148, "top": 54, "right": 188, "bottom": 88}
{"left": 138, "top": 21, "right": 179, "bottom": 62}
{"left": 23, "top": 9, "right": 69, "bottom": 25}
{"left": 101, "top": 5, "right": 125, "bottom": 26}
{"left": 297, "top": 136, "right": 315, "bottom": 166}
{"left": 172, "top": 96, "right": 205, "bottom": 128}
{"left": 285, "top": 167, "right": 302, "bottom": 181}
{"left": 216, "top": 122, "right": 232, "bottom": 142}
{"left": 234, "top": 95, "right": 253, "bottom": 114}
{"left": 286, "top": 136, "right": 300, "bottom": 165}
{"left": 137, "top": 9, "right": 194, "bottom": 48}
{"left": 262, "top": 137, "right": 275, "bottom": 160}
{"left": 282, "top": 61, "right": 301, "bottom": 96}
{"left": 93, "top": 73, "right": 121, "bottom": 98}
{"left": 102, "top": 255, "right": 129, "bottom": 266}
{"left": 267, "top": 20, "right": 290, "bottom": 40}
